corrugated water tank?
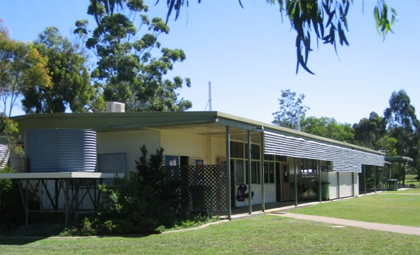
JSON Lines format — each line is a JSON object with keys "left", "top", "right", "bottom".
{"left": 25, "top": 129, "right": 97, "bottom": 172}
{"left": 0, "top": 144, "right": 9, "bottom": 170}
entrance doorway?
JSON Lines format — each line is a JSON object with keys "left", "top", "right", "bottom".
{"left": 276, "top": 163, "right": 290, "bottom": 201}
{"left": 180, "top": 156, "right": 189, "bottom": 166}
{"left": 230, "top": 159, "right": 245, "bottom": 207}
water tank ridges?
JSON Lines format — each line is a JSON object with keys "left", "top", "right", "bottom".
{"left": 0, "top": 144, "right": 9, "bottom": 170}
{"left": 25, "top": 129, "right": 97, "bottom": 172}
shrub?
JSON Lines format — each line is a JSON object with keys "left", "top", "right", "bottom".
{"left": 96, "top": 145, "right": 184, "bottom": 234}
{"left": 59, "top": 145, "right": 213, "bottom": 236}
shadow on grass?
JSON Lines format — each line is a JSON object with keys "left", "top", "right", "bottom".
{"left": 0, "top": 224, "right": 155, "bottom": 246}
{"left": 0, "top": 220, "right": 70, "bottom": 245}
{"left": 0, "top": 235, "right": 47, "bottom": 245}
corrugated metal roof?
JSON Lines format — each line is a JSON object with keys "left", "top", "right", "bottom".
{"left": 12, "top": 111, "right": 384, "bottom": 157}
{"left": 264, "top": 131, "right": 384, "bottom": 172}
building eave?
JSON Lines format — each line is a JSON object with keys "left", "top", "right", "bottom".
{"left": 12, "top": 111, "right": 384, "bottom": 156}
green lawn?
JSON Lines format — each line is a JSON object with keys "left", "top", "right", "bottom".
{"left": 405, "top": 174, "right": 419, "bottom": 187}
{"left": 2, "top": 189, "right": 420, "bottom": 254}
{"left": 1, "top": 215, "right": 420, "bottom": 255}
{"left": 289, "top": 189, "right": 420, "bottom": 226}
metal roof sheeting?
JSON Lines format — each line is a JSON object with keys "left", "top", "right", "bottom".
{"left": 13, "top": 112, "right": 385, "bottom": 173}
{"left": 264, "top": 131, "right": 384, "bottom": 172}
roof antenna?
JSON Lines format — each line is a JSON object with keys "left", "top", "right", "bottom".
{"left": 209, "top": 81, "right": 212, "bottom": 111}
{"left": 204, "top": 81, "right": 212, "bottom": 111}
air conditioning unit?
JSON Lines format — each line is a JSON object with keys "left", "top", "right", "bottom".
{"left": 106, "top": 102, "right": 125, "bottom": 113}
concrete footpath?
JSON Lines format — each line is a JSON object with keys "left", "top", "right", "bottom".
{"left": 272, "top": 212, "right": 420, "bottom": 236}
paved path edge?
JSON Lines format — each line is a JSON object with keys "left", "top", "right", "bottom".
{"left": 273, "top": 212, "right": 420, "bottom": 236}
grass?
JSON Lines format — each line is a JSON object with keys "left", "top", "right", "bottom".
{"left": 405, "top": 174, "right": 419, "bottom": 187}
{"left": 289, "top": 189, "right": 420, "bottom": 226}
{"left": 1, "top": 213, "right": 220, "bottom": 237}
{"left": 2, "top": 187, "right": 420, "bottom": 254}
{"left": 1, "top": 215, "right": 420, "bottom": 255}
{"left": 4, "top": 222, "right": 69, "bottom": 237}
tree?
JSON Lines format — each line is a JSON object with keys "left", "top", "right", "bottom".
{"left": 353, "top": 112, "right": 387, "bottom": 149}
{"left": 75, "top": 0, "right": 192, "bottom": 112}
{"left": 384, "top": 90, "right": 420, "bottom": 181}
{"left": 272, "top": 89, "right": 309, "bottom": 130}
{"left": 376, "top": 135, "right": 397, "bottom": 157}
{"left": 384, "top": 90, "right": 419, "bottom": 133}
{"left": 0, "top": 19, "right": 51, "bottom": 117}
{"left": 21, "top": 27, "right": 94, "bottom": 114}
{"left": 0, "top": 21, "right": 49, "bottom": 193}
{"left": 300, "top": 116, "right": 354, "bottom": 143}
{"left": 154, "top": 0, "right": 397, "bottom": 74}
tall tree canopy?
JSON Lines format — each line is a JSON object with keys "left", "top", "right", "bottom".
{"left": 21, "top": 27, "right": 94, "bottom": 114}
{"left": 352, "top": 111, "right": 397, "bottom": 157}
{"left": 272, "top": 89, "right": 309, "bottom": 130}
{"left": 384, "top": 90, "right": 419, "bottom": 133}
{"left": 75, "top": 0, "right": 192, "bottom": 112}
{"left": 353, "top": 112, "right": 386, "bottom": 149}
{"left": 155, "top": 0, "right": 397, "bottom": 74}
{"left": 384, "top": 90, "right": 420, "bottom": 177}
{"left": 300, "top": 116, "right": 354, "bottom": 143}
{"left": 0, "top": 20, "right": 51, "bottom": 117}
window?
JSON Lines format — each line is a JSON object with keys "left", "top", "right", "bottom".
{"left": 236, "top": 160, "right": 244, "bottom": 184}
{"left": 283, "top": 164, "right": 289, "bottom": 182}
{"left": 301, "top": 159, "right": 318, "bottom": 173}
{"left": 275, "top": 155, "right": 287, "bottom": 162}
{"left": 230, "top": 141, "right": 244, "bottom": 158}
{"left": 264, "top": 154, "right": 274, "bottom": 161}
{"left": 264, "top": 162, "right": 275, "bottom": 184}
{"left": 321, "top": 161, "right": 333, "bottom": 172}
{"left": 245, "top": 144, "right": 261, "bottom": 159}
{"left": 231, "top": 141, "right": 261, "bottom": 159}
{"left": 229, "top": 141, "right": 263, "bottom": 184}
{"left": 98, "top": 152, "right": 128, "bottom": 184}
{"left": 245, "top": 161, "right": 260, "bottom": 184}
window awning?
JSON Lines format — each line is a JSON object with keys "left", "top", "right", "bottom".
{"left": 264, "top": 131, "right": 384, "bottom": 172}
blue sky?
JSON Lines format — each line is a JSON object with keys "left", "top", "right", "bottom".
{"left": 1, "top": 0, "right": 419, "bottom": 125}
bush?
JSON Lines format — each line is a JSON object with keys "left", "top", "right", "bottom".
{"left": 92, "top": 145, "right": 185, "bottom": 234}
{"left": 0, "top": 166, "right": 13, "bottom": 196}
{"left": 59, "top": 217, "right": 117, "bottom": 236}
{"left": 0, "top": 166, "right": 34, "bottom": 230}
{"left": 59, "top": 145, "right": 214, "bottom": 236}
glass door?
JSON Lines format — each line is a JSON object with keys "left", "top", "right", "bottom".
{"left": 231, "top": 159, "right": 245, "bottom": 207}
{"left": 282, "top": 163, "right": 291, "bottom": 201}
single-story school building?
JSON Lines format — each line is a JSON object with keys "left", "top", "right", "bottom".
{"left": 9, "top": 110, "right": 385, "bottom": 219}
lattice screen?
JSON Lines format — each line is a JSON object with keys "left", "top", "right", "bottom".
{"left": 163, "top": 165, "right": 227, "bottom": 214}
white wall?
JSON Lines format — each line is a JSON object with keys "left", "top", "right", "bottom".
{"left": 233, "top": 183, "right": 277, "bottom": 207}
{"left": 354, "top": 172, "right": 359, "bottom": 196}
{"left": 210, "top": 136, "right": 227, "bottom": 164}
{"left": 328, "top": 172, "right": 338, "bottom": 200}
{"left": 98, "top": 129, "right": 161, "bottom": 173}
{"left": 339, "top": 172, "right": 354, "bottom": 198}
{"left": 98, "top": 129, "right": 227, "bottom": 172}
{"left": 161, "top": 129, "right": 209, "bottom": 164}
{"left": 161, "top": 130, "right": 227, "bottom": 165}
{"left": 264, "top": 184, "right": 276, "bottom": 203}
{"left": 327, "top": 172, "right": 359, "bottom": 199}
